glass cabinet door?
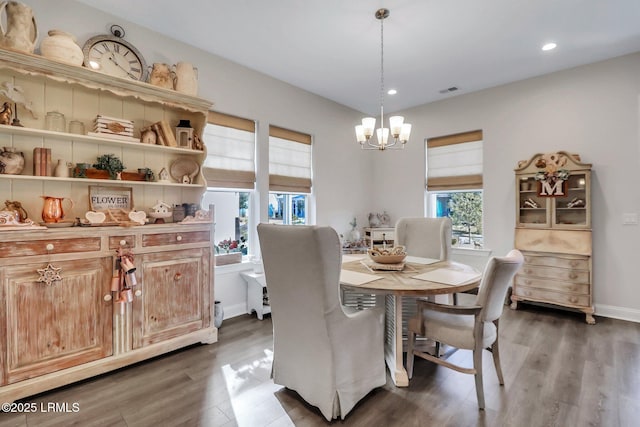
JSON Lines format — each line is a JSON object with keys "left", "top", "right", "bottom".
{"left": 517, "top": 175, "right": 549, "bottom": 227}
{"left": 552, "top": 172, "right": 590, "bottom": 228}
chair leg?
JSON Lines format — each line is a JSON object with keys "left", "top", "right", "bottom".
{"left": 473, "top": 348, "right": 485, "bottom": 410}
{"left": 406, "top": 330, "right": 415, "bottom": 379}
{"left": 491, "top": 323, "right": 505, "bottom": 385}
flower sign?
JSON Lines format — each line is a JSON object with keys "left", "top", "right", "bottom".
{"left": 534, "top": 152, "right": 571, "bottom": 197}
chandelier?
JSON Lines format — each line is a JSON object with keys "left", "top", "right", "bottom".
{"left": 355, "top": 8, "right": 411, "bottom": 150}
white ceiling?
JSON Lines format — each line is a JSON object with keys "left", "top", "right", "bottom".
{"left": 76, "top": 0, "right": 640, "bottom": 116}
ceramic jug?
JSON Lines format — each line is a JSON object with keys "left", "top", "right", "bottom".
{"left": 39, "top": 29, "right": 83, "bottom": 66}
{"left": 173, "top": 62, "right": 198, "bottom": 95}
{"left": 0, "top": 1, "right": 38, "bottom": 54}
{"left": 0, "top": 146, "right": 25, "bottom": 174}
{"left": 53, "top": 159, "right": 72, "bottom": 177}
{"left": 41, "top": 195, "right": 73, "bottom": 223}
{"left": 148, "top": 63, "right": 175, "bottom": 90}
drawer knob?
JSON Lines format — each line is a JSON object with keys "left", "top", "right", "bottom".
{"left": 46, "top": 243, "right": 54, "bottom": 251}
{"left": 134, "top": 289, "right": 142, "bottom": 297}
{"left": 120, "top": 240, "right": 127, "bottom": 246}
{"left": 174, "top": 272, "right": 182, "bottom": 281}
{"left": 103, "top": 294, "right": 112, "bottom": 302}
{"left": 176, "top": 235, "right": 183, "bottom": 242}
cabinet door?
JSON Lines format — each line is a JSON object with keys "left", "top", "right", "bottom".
{"left": 1, "top": 257, "right": 112, "bottom": 385}
{"left": 516, "top": 175, "right": 550, "bottom": 227}
{"left": 552, "top": 172, "right": 590, "bottom": 228}
{"left": 134, "top": 248, "right": 211, "bottom": 348}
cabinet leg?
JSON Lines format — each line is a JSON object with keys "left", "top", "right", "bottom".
{"left": 585, "top": 313, "right": 596, "bottom": 325}
{"left": 510, "top": 299, "right": 519, "bottom": 310}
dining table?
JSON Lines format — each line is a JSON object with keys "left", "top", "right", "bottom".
{"left": 340, "top": 254, "right": 482, "bottom": 387}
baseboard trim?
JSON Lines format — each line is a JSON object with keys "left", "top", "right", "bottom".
{"left": 595, "top": 304, "right": 640, "bottom": 323}
{"left": 223, "top": 302, "right": 250, "bottom": 320}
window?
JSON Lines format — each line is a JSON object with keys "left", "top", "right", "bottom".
{"left": 268, "top": 125, "right": 312, "bottom": 225}
{"left": 201, "top": 112, "right": 256, "bottom": 255}
{"left": 268, "top": 193, "right": 307, "bottom": 225}
{"left": 426, "top": 130, "right": 484, "bottom": 248}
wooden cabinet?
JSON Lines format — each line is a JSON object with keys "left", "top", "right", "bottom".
{"left": 135, "top": 247, "right": 211, "bottom": 347}
{"left": 0, "top": 224, "right": 215, "bottom": 402}
{"left": 512, "top": 152, "right": 594, "bottom": 324}
{"left": 1, "top": 257, "right": 112, "bottom": 385}
{"left": 0, "top": 49, "right": 216, "bottom": 402}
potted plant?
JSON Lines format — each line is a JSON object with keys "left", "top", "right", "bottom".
{"left": 93, "top": 154, "right": 125, "bottom": 179}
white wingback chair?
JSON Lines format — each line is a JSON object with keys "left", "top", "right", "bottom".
{"left": 395, "top": 217, "right": 452, "bottom": 261}
{"left": 257, "top": 223, "right": 386, "bottom": 421}
{"left": 406, "top": 249, "right": 524, "bottom": 409}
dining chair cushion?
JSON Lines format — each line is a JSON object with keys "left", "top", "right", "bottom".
{"left": 408, "top": 311, "right": 497, "bottom": 350}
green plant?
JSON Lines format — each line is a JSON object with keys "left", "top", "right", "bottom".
{"left": 93, "top": 154, "right": 125, "bottom": 179}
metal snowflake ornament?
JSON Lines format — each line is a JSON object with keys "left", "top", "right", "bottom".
{"left": 37, "top": 264, "right": 62, "bottom": 286}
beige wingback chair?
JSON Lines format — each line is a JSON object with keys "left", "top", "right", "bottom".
{"left": 395, "top": 217, "right": 452, "bottom": 261}
{"left": 257, "top": 223, "right": 386, "bottom": 421}
{"left": 405, "top": 249, "right": 524, "bottom": 409}
{"left": 393, "top": 217, "right": 453, "bottom": 326}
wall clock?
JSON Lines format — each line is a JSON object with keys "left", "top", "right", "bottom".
{"left": 82, "top": 25, "right": 148, "bottom": 82}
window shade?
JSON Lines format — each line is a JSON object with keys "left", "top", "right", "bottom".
{"left": 202, "top": 112, "right": 256, "bottom": 189}
{"left": 426, "top": 130, "right": 483, "bottom": 191}
{"left": 269, "top": 126, "right": 312, "bottom": 193}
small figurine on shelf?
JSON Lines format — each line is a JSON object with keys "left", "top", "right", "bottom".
{"left": 158, "top": 167, "right": 169, "bottom": 182}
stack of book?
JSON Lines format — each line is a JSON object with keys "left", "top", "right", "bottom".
{"left": 140, "top": 120, "right": 178, "bottom": 147}
{"left": 33, "top": 147, "right": 52, "bottom": 176}
{"left": 89, "top": 115, "right": 138, "bottom": 142}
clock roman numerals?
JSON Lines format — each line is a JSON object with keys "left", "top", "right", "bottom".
{"left": 83, "top": 35, "right": 147, "bottom": 81}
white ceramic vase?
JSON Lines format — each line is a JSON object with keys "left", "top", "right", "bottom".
{"left": 40, "top": 29, "right": 83, "bottom": 66}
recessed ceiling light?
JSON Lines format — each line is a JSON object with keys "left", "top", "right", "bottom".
{"left": 387, "top": 89, "right": 397, "bottom": 95}
{"left": 542, "top": 42, "right": 557, "bottom": 51}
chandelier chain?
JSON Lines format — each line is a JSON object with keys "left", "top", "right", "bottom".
{"left": 379, "top": 12, "right": 385, "bottom": 124}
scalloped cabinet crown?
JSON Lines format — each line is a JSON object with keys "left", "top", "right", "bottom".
{"left": 0, "top": 49, "right": 217, "bottom": 403}
{"left": 511, "top": 151, "right": 594, "bottom": 324}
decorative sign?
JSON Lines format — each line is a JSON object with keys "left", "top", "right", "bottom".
{"left": 534, "top": 152, "right": 570, "bottom": 197}
{"left": 89, "top": 186, "right": 133, "bottom": 211}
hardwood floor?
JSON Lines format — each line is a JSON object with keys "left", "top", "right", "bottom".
{"left": 1, "top": 304, "right": 639, "bottom": 426}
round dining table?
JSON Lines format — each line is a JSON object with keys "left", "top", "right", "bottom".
{"left": 340, "top": 255, "right": 481, "bottom": 387}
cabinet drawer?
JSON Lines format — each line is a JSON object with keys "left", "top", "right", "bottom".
{"left": 523, "top": 254, "right": 589, "bottom": 270}
{"left": 514, "top": 285, "right": 590, "bottom": 308}
{"left": 142, "top": 230, "right": 210, "bottom": 247}
{"left": 367, "top": 230, "right": 395, "bottom": 241}
{"left": 514, "top": 275, "right": 589, "bottom": 295}
{"left": 0, "top": 238, "right": 101, "bottom": 258}
{"left": 109, "top": 235, "right": 135, "bottom": 250}
{"left": 519, "top": 265, "right": 589, "bottom": 284}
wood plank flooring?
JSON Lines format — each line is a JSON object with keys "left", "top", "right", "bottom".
{"left": 1, "top": 304, "right": 639, "bottom": 426}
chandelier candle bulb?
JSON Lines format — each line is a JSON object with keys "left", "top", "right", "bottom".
{"left": 389, "top": 116, "right": 404, "bottom": 137}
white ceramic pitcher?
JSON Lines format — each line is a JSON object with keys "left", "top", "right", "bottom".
{"left": 0, "top": 1, "right": 38, "bottom": 54}
{"left": 173, "top": 62, "right": 198, "bottom": 96}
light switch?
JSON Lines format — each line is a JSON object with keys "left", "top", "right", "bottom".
{"left": 623, "top": 213, "right": 638, "bottom": 225}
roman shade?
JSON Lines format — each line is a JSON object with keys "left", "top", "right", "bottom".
{"left": 269, "top": 125, "right": 312, "bottom": 193}
{"left": 202, "top": 111, "right": 256, "bottom": 189}
{"left": 426, "top": 130, "right": 483, "bottom": 191}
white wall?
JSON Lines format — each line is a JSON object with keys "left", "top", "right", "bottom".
{"left": 375, "top": 53, "right": 640, "bottom": 321}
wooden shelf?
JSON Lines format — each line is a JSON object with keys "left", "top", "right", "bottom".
{"left": 0, "top": 124, "right": 201, "bottom": 155}
{"left": 0, "top": 173, "right": 203, "bottom": 187}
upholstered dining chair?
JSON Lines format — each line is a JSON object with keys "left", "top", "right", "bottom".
{"left": 405, "top": 249, "right": 524, "bottom": 410}
{"left": 394, "top": 217, "right": 453, "bottom": 326}
{"left": 395, "top": 217, "right": 452, "bottom": 261}
{"left": 257, "top": 223, "right": 386, "bottom": 421}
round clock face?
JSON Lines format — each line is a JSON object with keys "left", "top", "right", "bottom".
{"left": 83, "top": 35, "right": 148, "bottom": 82}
